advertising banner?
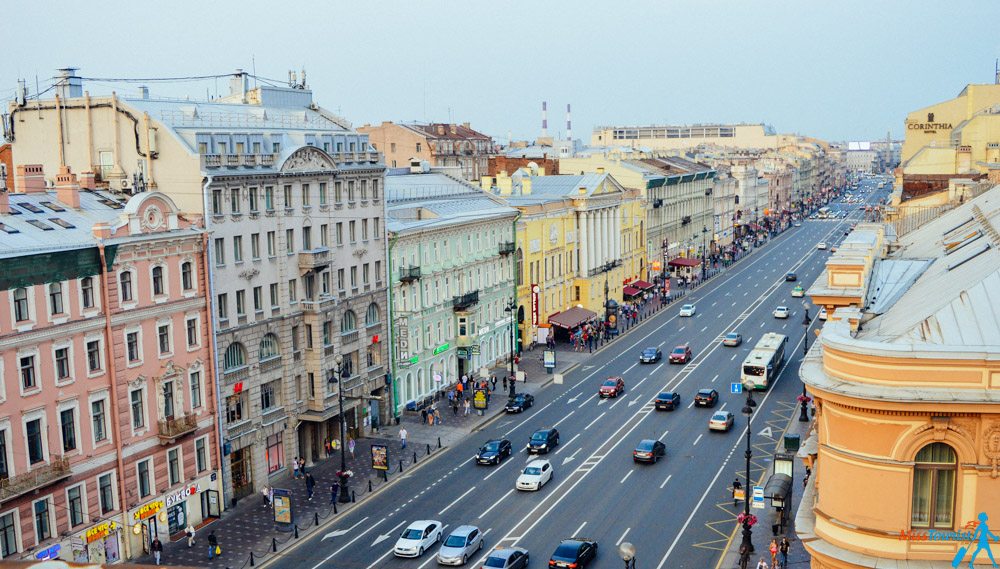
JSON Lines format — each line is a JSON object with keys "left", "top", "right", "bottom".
{"left": 473, "top": 388, "right": 488, "bottom": 410}
{"left": 272, "top": 488, "right": 293, "bottom": 525}
{"left": 543, "top": 350, "right": 556, "bottom": 369}
{"left": 371, "top": 444, "right": 388, "bottom": 471}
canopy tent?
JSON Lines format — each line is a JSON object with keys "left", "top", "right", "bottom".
{"left": 547, "top": 306, "right": 598, "bottom": 329}
{"left": 668, "top": 257, "right": 701, "bottom": 268}
{"left": 763, "top": 473, "right": 792, "bottom": 501}
{"left": 632, "top": 280, "right": 654, "bottom": 290}
{"left": 622, "top": 286, "right": 641, "bottom": 297}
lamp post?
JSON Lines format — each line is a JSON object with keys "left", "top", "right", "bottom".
{"left": 740, "top": 390, "right": 758, "bottom": 557}
{"left": 619, "top": 541, "right": 636, "bottom": 569}
{"left": 328, "top": 356, "right": 352, "bottom": 503}
{"left": 701, "top": 226, "right": 709, "bottom": 280}
{"left": 504, "top": 297, "right": 517, "bottom": 394}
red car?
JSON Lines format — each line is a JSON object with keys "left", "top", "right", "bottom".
{"left": 598, "top": 376, "right": 625, "bottom": 398}
{"left": 669, "top": 344, "right": 693, "bottom": 364}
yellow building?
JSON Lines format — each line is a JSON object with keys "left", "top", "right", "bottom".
{"left": 482, "top": 168, "right": 645, "bottom": 347}
{"left": 798, "top": 186, "right": 1000, "bottom": 568}
{"left": 591, "top": 123, "right": 781, "bottom": 150}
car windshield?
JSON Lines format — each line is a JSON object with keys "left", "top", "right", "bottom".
{"left": 698, "top": 390, "right": 713, "bottom": 396}
{"left": 671, "top": 347, "right": 686, "bottom": 354}
{"left": 777, "top": 307, "right": 787, "bottom": 311}
{"left": 726, "top": 333, "right": 738, "bottom": 339}
{"left": 531, "top": 432, "right": 548, "bottom": 441}
{"left": 657, "top": 392, "right": 673, "bottom": 399}
{"left": 602, "top": 379, "right": 617, "bottom": 386}
{"left": 712, "top": 413, "right": 728, "bottom": 421}
{"left": 402, "top": 528, "right": 424, "bottom": 540}
{"left": 642, "top": 348, "right": 656, "bottom": 355}
{"left": 682, "top": 304, "right": 693, "bottom": 310}
{"left": 444, "top": 534, "right": 468, "bottom": 547}
{"left": 483, "top": 442, "right": 499, "bottom": 452}
{"left": 484, "top": 556, "right": 507, "bottom": 568}
{"left": 524, "top": 467, "right": 541, "bottom": 475}
{"left": 554, "top": 543, "right": 581, "bottom": 557}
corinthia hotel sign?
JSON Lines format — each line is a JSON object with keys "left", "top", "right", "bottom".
{"left": 531, "top": 284, "right": 540, "bottom": 326}
{"left": 908, "top": 112, "right": 953, "bottom": 133}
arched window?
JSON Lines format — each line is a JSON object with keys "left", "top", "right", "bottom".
{"left": 223, "top": 342, "right": 247, "bottom": 371}
{"left": 152, "top": 266, "right": 164, "bottom": 296}
{"left": 259, "top": 333, "right": 280, "bottom": 360}
{"left": 365, "top": 303, "right": 379, "bottom": 326}
{"left": 340, "top": 310, "right": 357, "bottom": 333}
{"left": 911, "top": 443, "right": 956, "bottom": 528}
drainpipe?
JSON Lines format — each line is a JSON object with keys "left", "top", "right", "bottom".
{"left": 511, "top": 213, "right": 521, "bottom": 356}
{"left": 97, "top": 243, "right": 133, "bottom": 561}
{"left": 386, "top": 231, "right": 399, "bottom": 420}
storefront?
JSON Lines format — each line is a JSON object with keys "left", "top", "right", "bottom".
{"left": 72, "top": 521, "right": 123, "bottom": 564}
{"left": 126, "top": 472, "right": 221, "bottom": 558}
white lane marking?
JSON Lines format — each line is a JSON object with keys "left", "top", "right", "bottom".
{"left": 633, "top": 377, "right": 648, "bottom": 390}
{"left": 711, "top": 374, "right": 719, "bottom": 383}
{"left": 624, "top": 362, "right": 638, "bottom": 374}
{"left": 365, "top": 547, "right": 396, "bottom": 568}
{"left": 660, "top": 474, "right": 673, "bottom": 489}
{"left": 609, "top": 394, "right": 628, "bottom": 409}
{"left": 617, "top": 527, "right": 632, "bottom": 546}
{"left": 621, "top": 470, "right": 634, "bottom": 484}
{"left": 573, "top": 521, "right": 588, "bottom": 536}
{"left": 323, "top": 516, "right": 370, "bottom": 541}
{"left": 439, "top": 486, "right": 475, "bottom": 515}
{"left": 760, "top": 321, "right": 765, "bottom": 328}
{"left": 555, "top": 433, "right": 581, "bottom": 454}
{"left": 732, "top": 301, "right": 737, "bottom": 306}
{"left": 479, "top": 489, "right": 514, "bottom": 519}
{"left": 314, "top": 516, "right": 382, "bottom": 569}
{"left": 687, "top": 399, "right": 696, "bottom": 409}
{"left": 584, "top": 412, "right": 606, "bottom": 430}
{"left": 744, "top": 291, "right": 748, "bottom": 296}
{"left": 552, "top": 410, "right": 575, "bottom": 428}
{"left": 700, "top": 326, "right": 708, "bottom": 332}
{"left": 659, "top": 429, "right": 670, "bottom": 441}
{"left": 371, "top": 519, "right": 408, "bottom": 548}
{"left": 720, "top": 403, "right": 727, "bottom": 411}
{"left": 483, "top": 455, "right": 519, "bottom": 481}
{"left": 578, "top": 394, "right": 597, "bottom": 409}
{"left": 717, "top": 313, "right": 723, "bottom": 318}
{"left": 711, "top": 301, "right": 717, "bottom": 307}
{"left": 693, "top": 434, "right": 703, "bottom": 446}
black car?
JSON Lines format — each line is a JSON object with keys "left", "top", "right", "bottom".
{"left": 785, "top": 272, "right": 797, "bottom": 282}
{"left": 633, "top": 439, "right": 666, "bottom": 463}
{"left": 476, "top": 439, "right": 513, "bottom": 465}
{"left": 694, "top": 389, "right": 719, "bottom": 408}
{"left": 505, "top": 393, "right": 535, "bottom": 413}
{"left": 549, "top": 538, "right": 598, "bottom": 568}
{"left": 639, "top": 347, "right": 662, "bottom": 363}
{"left": 654, "top": 392, "right": 680, "bottom": 411}
{"left": 527, "top": 428, "right": 560, "bottom": 454}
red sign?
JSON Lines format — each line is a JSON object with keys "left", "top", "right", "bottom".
{"left": 233, "top": 382, "right": 244, "bottom": 394}
{"left": 531, "top": 284, "right": 540, "bottom": 326}
{"left": 372, "top": 334, "right": 380, "bottom": 344}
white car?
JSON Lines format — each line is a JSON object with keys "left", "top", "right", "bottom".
{"left": 678, "top": 303, "right": 697, "bottom": 317}
{"left": 773, "top": 306, "right": 790, "bottom": 319}
{"left": 516, "top": 459, "right": 553, "bottom": 491}
{"left": 393, "top": 520, "right": 443, "bottom": 558}
{"left": 817, "top": 242, "right": 827, "bottom": 250}
{"left": 818, "top": 307, "right": 828, "bottom": 321}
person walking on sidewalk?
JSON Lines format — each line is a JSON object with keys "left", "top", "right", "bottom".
{"left": 151, "top": 537, "right": 163, "bottom": 565}
{"left": 399, "top": 427, "right": 408, "bottom": 449}
{"left": 464, "top": 399, "right": 471, "bottom": 416}
{"left": 732, "top": 478, "right": 743, "bottom": 508}
{"left": 491, "top": 375, "right": 497, "bottom": 392}
{"left": 756, "top": 558, "right": 769, "bottom": 569}
{"left": 207, "top": 530, "right": 219, "bottom": 560}
{"left": 330, "top": 481, "right": 339, "bottom": 504}
{"left": 306, "top": 472, "right": 316, "bottom": 500}
{"left": 778, "top": 537, "right": 789, "bottom": 568}
{"left": 502, "top": 376, "right": 508, "bottom": 392}
{"left": 185, "top": 523, "right": 196, "bottom": 547}
{"left": 292, "top": 457, "right": 301, "bottom": 479}
{"left": 299, "top": 456, "right": 307, "bottom": 476}
{"left": 769, "top": 539, "right": 778, "bottom": 568}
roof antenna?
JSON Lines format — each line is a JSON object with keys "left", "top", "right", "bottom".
{"left": 251, "top": 55, "right": 257, "bottom": 88}
{"left": 995, "top": 58, "right": 999, "bottom": 85}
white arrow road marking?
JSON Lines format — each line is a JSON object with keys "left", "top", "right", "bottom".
{"left": 314, "top": 516, "right": 382, "bottom": 569}
{"left": 562, "top": 447, "right": 581, "bottom": 466}
{"left": 371, "top": 519, "right": 407, "bottom": 547}
{"left": 628, "top": 398, "right": 640, "bottom": 407}
{"left": 598, "top": 397, "right": 608, "bottom": 406}
{"left": 583, "top": 365, "right": 595, "bottom": 371}
{"left": 323, "top": 516, "right": 370, "bottom": 541}
{"left": 567, "top": 396, "right": 579, "bottom": 404}
{"left": 758, "top": 426, "right": 774, "bottom": 438}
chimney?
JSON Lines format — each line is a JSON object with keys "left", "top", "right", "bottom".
{"left": 462, "top": 122, "right": 470, "bottom": 130}
{"left": 0, "top": 188, "right": 9, "bottom": 215}
{"left": 55, "top": 67, "right": 83, "bottom": 99}
{"left": 436, "top": 125, "right": 446, "bottom": 136}
{"left": 79, "top": 171, "right": 97, "bottom": 190}
{"left": 566, "top": 103, "right": 572, "bottom": 141}
{"left": 230, "top": 69, "right": 248, "bottom": 101}
{"left": 450, "top": 124, "right": 457, "bottom": 135}
{"left": 138, "top": 85, "right": 149, "bottom": 99}
{"left": 55, "top": 166, "right": 81, "bottom": 209}
{"left": 92, "top": 222, "right": 112, "bottom": 239}
{"left": 15, "top": 164, "right": 46, "bottom": 194}
{"left": 521, "top": 178, "right": 532, "bottom": 195}
{"left": 542, "top": 101, "right": 548, "bottom": 138}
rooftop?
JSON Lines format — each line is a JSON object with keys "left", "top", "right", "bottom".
{"left": 385, "top": 172, "right": 517, "bottom": 234}
{"left": 0, "top": 189, "right": 126, "bottom": 258}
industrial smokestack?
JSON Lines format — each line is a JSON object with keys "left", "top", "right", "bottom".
{"left": 566, "top": 103, "right": 572, "bottom": 141}
{"left": 541, "top": 101, "right": 548, "bottom": 138}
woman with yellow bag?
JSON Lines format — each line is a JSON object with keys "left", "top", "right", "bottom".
{"left": 208, "top": 530, "right": 220, "bottom": 560}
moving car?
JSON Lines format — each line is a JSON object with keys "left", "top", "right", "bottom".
{"left": 516, "top": 459, "right": 553, "bottom": 491}
{"left": 722, "top": 332, "right": 743, "bottom": 347}
{"left": 476, "top": 439, "right": 513, "bottom": 465}
{"left": 694, "top": 389, "right": 719, "bottom": 408}
{"left": 669, "top": 344, "right": 693, "bottom": 364}
{"left": 793, "top": 222, "right": 802, "bottom": 227}
{"left": 483, "top": 547, "right": 529, "bottom": 569}
{"left": 548, "top": 538, "right": 598, "bottom": 568}
{"left": 527, "top": 428, "right": 560, "bottom": 454}
{"left": 785, "top": 272, "right": 797, "bottom": 281}
{"left": 639, "top": 347, "right": 662, "bottom": 363}
{"left": 817, "top": 242, "right": 827, "bottom": 250}
{"left": 598, "top": 376, "right": 625, "bottom": 398}
{"left": 437, "top": 525, "right": 485, "bottom": 566}
{"left": 632, "top": 439, "right": 666, "bottom": 463}
{"left": 791, "top": 285, "right": 805, "bottom": 298}
{"left": 709, "top": 411, "right": 735, "bottom": 432}
{"left": 394, "top": 520, "right": 443, "bottom": 558}
{"left": 678, "top": 303, "right": 697, "bottom": 317}
{"left": 654, "top": 392, "right": 681, "bottom": 411}
{"left": 773, "top": 306, "right": 790, "bottom": 319}
{"left": 504, "top": 393, "right": 534, "bottom": 413}
{"left": 818, "top": 307, "right": 828, "bottom": 321}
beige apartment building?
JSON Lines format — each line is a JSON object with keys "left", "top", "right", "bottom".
{"left": 359, "top": 121, "right": 493, "bottom": 181}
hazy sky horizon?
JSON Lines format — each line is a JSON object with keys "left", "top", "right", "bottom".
{"left": 4, "top": 1, "right": 999, "bottom": 144}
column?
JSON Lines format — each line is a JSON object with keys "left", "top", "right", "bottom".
{"left": 614, "top": 207, "right": 622, "bottom": 262}
{"left": 580, "top": 211, "right": 590, "bottom": 277}
{"left": 599, "top": 209, "right": 608, "bottom": 265}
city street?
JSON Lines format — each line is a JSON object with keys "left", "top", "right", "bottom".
{"left": 262, "top": 186, "right": 882, "bottom": 569}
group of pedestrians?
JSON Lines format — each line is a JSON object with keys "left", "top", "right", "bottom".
{"left": 149, "top": 528, "right": 220, "bottom": 564}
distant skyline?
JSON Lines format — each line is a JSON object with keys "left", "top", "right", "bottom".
{"left": 3, "top": 0, "right": 1000, "bottom": 144}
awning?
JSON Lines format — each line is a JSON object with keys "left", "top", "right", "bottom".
{"left": 632, "top": 280, "right": 654, "bottom": 290}
{"left": 763, "top": 473, "right": 792, "bottom": 499}
{"left": 548, "top": 306, "right": 598, "bottom": 329}
{"left": 668, "top": 257, "right": 701, "bottom": 268}
{"left": 622, "top": 286, "right": 641, "bottom": 297}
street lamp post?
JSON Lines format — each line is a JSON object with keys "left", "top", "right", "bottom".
{"left": 504, "top": 297, "right": 517, "bottom": 394}
{"left": 701, "top": 226, "right": 709, "bottom": 280}
{"left": 328, "top": 355, "right": 352, "bottom": 503}
{"left": 619, "top": 542, "right": 636, "bottom": 569}
{"left": 740, "top": 391, "right": 758, "bottom": 559}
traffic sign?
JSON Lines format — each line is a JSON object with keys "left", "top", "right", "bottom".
{"left": 752, "top": 485, "right": 766, "bottom": 509}
{"left": 730, "top": 382, "right": 743, "bottom": 394}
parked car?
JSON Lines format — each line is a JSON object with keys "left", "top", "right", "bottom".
{"left": 639, "top": 347, "right": 662, "bottom": 363}
{"left": 632, "top": 439, "right": 667, "bottom": 464}
{"left": 548, "top": 538, "right": 598, "bottom": 569}
{"left": 791, "top": 285, "right": 805, "bottom": 298}
{"left": 709, "top": 411, "right": 735, "bottom": 432}
{"left": 694, "top": 389, "right": 719, "bottom": 408}
{"left": 516, "top": 459, "right": 553, "bottom": 491}
{"left": 785, "top": 272, "right": 797, "bottom": 281}
{"left": 476, "top": 439, "right": 513, "bottom": 465}
{"left": 527, "top": 428, "right": 560, "bottom": 454}
{"left": 482, "top": 547, "right": 530, "bottom": 569}
{"left": 654, "top": 392, "right": 680, "bottom": 411}
{"left": 437, "top": 525, "right": 485, "bottom": 566}
{"left": 773, "top": 306, "right": 790, "bottom": 319}
{"left": 598, "top": 376, "right": 625, "bottom": 398}
{"left": 722, "top": 332, "right": 743, "bottom": 347}
{"left": 678, "top": 303, "right": 697, "bottom": 317}
{"left": 394, "top": 520, "right": 443, "bottom": 558}
{"left": 505, "top": 393, "right": 534, "bottom": 413}
{"left": 669, "top": 344, "right": 693, "bottom": 364}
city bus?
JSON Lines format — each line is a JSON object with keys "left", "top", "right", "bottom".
{"left": 741, "top": 333, "right": 789, "bottom": 390}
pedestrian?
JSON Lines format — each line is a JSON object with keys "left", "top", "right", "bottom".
{"left": 756, "top": 558, "right": 768, "bottom": 569}
{"left": 491, "top": 375, "right": 497, "bottom": 392}
{"left": 306, "top": 472, "right": 316, "bottom": 500}
{"left": 399, "top": 427, "right": 408, "bottom": 449}
{"left": 738, "top": 544, "right": 751, "bottom": 569}
{"left": 447, "top": 389, "right": 454, "bottom": 406}
{"left": 461, "top": 374, "right": 468, "bottom": 389}
{"left": 330, "top": 481, "right": 339, "bottom": 504}
{"left": 420, "top": 408, "right": 428, "bottom": 425}
{"left": 769, "top": 539, "right": 778, "bottom": 568}
{"left": 292, "top": 457, "right": 301, "bottom": 479}
{"left": 456, "top": 381, "right": 464, "bottom": 399}
{"left": 324, "top": 439, "right": 332, "bottom": 458}
{"left": 502, "top": 376, "right": 508, "bottom": 392}
{"left": 779, "top": 537, "right": 789, "bottom": 568}
{"left": 732, "top": 478, "right": 743, "bottom": 508}
{"left": 299, "top": 456, "right": 307, "bottom": 476}
{"left": 151, "top": 537, "right": 163, "bottom": 565}
{"left": 207, "top": 530, "right": 219, "bottom": 560}
{"left": 186, "top": 523, "right": 196, "bottom": 547}
{"left": 464, "top": 399, "right": 470, "bottom": 415}
{"left": 261, "top": 484, "right": 271, "bottom": 508}
{"left": 348, "top": 437, "right": 356, "bottom": 458}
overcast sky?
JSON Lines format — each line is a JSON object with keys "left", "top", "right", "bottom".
{"left": 4, "top": 1, "right": 999, "bottom": 143}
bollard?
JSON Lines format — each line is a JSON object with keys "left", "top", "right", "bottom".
{"left": 368, "top": 479, "right": 373, "bottom": 492}
{"left": 351, "top": 490, "right": 356, "bottom": 503}
{"left": 315, "top": 512, "right": 320, "bottom": 525}
{"left": 400, "top": 459, "right": 405, "bottom": 472}
{"left": 294, "top": 524, "right": 300, "bottom": 538}
{"left": 250, "top": 551, "right": 256, "bottom": 567}
{"left": 427, "top": 443, "right": 432, "bottom": 455}
{"left": 437, "top": 437, "right": 442, "bottom": 449}
{"left": 413, "top": 451, "right": 418, "bottom": 464}
{"left": 273, "top": 537, "right": 278, "bottom": 552}
{"left": 333, "top": 503, "right": 338, "bottom": 515}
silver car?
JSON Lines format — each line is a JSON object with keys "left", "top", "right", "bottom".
{"left": 437, "top": 525, "right": 484, "bottom": 566}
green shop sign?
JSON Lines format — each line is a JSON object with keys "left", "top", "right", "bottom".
{"left": 433, "top": 343, "right": 450, "bottom": 355}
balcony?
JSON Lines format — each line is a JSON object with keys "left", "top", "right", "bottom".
{"left": 225, "top": 154, "right": 241, "bottom": 167}
{"left": 260, "top": 153, "right": 275, "bottom": 167}
{"left": 0, "top": 456, "right": 71, "bottom": 503}
{"left": 499, "top": 241, "right": 516, "bottom": 256}
{"left": 157, "top": 414, "right": 199, "bottom": 444}
{"left": 299, "top": 248, "right": 331, "bottom": 273}
{"left": 202, "top": 154, "right": 222, "bottom": 169}
{"left": 341, "top": 330, "right": 360, "bottom": 345}
{"left": 399, "top": 266, "right": 421, "bottom": 282}
{"left": 453, "top": 290, "right": 480, "bottom": 312}
{"left": 681, "top": 215, "right": 692, "bottom": 225}
{"left": 241, "top": 154, "right": 258, "bottom": 167}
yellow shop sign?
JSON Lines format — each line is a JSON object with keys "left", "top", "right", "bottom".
{"left": 134, "top": 500, "right": 165, "bottom": 521}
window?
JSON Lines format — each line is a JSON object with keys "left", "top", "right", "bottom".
{"left": 67, "top": 485, "right": 84, "bottom": 527}
{"left": 261, "top": 381, "right": 278, "bottom": 411}
{"left": 348, "top": 181, "right": 355, "bottom": 202}
{"left": 230, "top": 188, "right": 241, "bottom": 213}
{"left": 217, "top": 293, "right": 228, "bottom": 320}
{"left": 288, "top": 279, "right": 297, "bottom": 302}
{"left": 236, "top": 289, "right": 246, "bottom": 316}
{"left": 291, "top": 325, "right": 300, "bottom": 352}
{"left": 224, "top": 343, "right": 247, "bottom": 370}
{"left": 249, "top": 187, "right": 259, "bottom": 212}
{"left": 319, "top": 183, "right": 327, "bottom": 205}
{"left": 337, "top": 268, "right": 345, "bottom": 291}
{"left": 341, "top": 310, "right": 357, "bottom": 333}
{"left": 335, "top": 181, "right": 343, "bottom": 204}
{"left": 33, "top": 498, "right": 51, "bottom": 542}
{"left": 157, "top": 324, "right": 171, "bottom": 355}
{"left": 233, "top": 235, "right": 243, "bottom": 263}
{"left": 366, "top": 303, "right": 379, "bottom": 326}
{"left": 168, "top": 448, "right": 181, "bottom": 485}
{"left": 190, "top": 371, "right": 202, "bottom": 409}
{"left": 360, "top": 179, "right": 368, "bottom": 200}
{"left": 259, "top": 333, "right": 280, "bottom": 360}
{"left": 0, "top": 511, "right": 14, "bottom": 558}
{"left": 99, "top": 473, "right": 114, "bottom": 513}
{"left": 20, "top": 355, "right": 36, "bottom": 390}
{"left": 120, "top": 272, "right": 133, "bottom": 302}
{"left": 321, "top": 271, "right": 331, "bottom": 295}
{"left": 269, "top": 283, "right": 279, "bottom": 308}
{"left": 195, "top": 437, "right": 208, "bottom": 473}
{"left": 181, "top": 262, "right": 193, "bottom": 291}
{"left": 264, "top": 186, "right": 275, "bottom": 211}
{"left": 225, "top": 393, "right": 245, "bottom": 423}
{"left": 266, "top": 433, "right": 284, "bottom": 474}
{"left": 130, "top": 389, "right": 144, "bottom": 429}
{"left": 267, "top": 231, "right": 276, "bottom": 257}
{"left": 26, "top": 418, "right": 43, "bottom": 463}
{"left": 48, "top": 283, "right": 64, "bottom": 315}
{"left": 253, "top": 286, "right": 263, "bottom": 312}
{"left": 336, "top": 222, "right": 343, "bottom": 245}
{"left": 0, "top": 431, "right": 6, "bottom": 482}
{"left": 55, "top": 347, "right": 70, "bottom": 379}
{"left": 303, "top": 226, "right": 312, "bottom": 250}
{"left": 305, "top": 324, "right": 313, "bottom": 349}
{"left": 251, "top": 233, "right": 260, "bottom": 260}
{"left": 374, "top": 217, "right": 381, "bottom": 237}
{"left": 214, "top": 238, "right": 225, "bottom": 266}
{"left": 152, "top": 266, "right": 164, "bottom": 296}
{"left": 302, "top": 184, "right": 311, "bottom": 207}
{"left": 283, "top": 185, "right": 293, "bottom": 208}
{"left": 911, "top": 443, "right": 956, "bottom": 529}
{"left": 416, "top": 142, "right": 422, "bottom": 153}
{"left": 362, "top": 219, "right": 368, "bottom": 241}
{"left": 350, "top": 266, "right": 358, "bottom": 288}
{"left": 186, "top": 317, "right": 199, "bottom": 347}
{"left": 367, "top": 344, "right": 381, "bottom": 368}
{"left": 286, "top": 229, "right": 294, "bottom": 254}
{"left": 81, "top": 276, "right": 95, "bottom": 308}
{"left": 363, "top": 263, "right": 370, "bottom": 285}
{"left": 126, "top": 331, "right": 140, "bottom": 362}
{"left": 372, "top": 179, "right": 380, "bottom": 200}
{"left": 349, "top": 221, "right": 356, "bottom": 243}
{"left": 322, "top": 321, "right": 332, "bottom": 346}
{"left": 137, "top": 459, "right": 152, "bottom": 498}
{"left": 60, "top": 408, "right": 76, "bottom": 452}
{"left": 375, "top": 260, "right": 382, "bottom": 283}
{"left": 91, "top": 399, "right": 107, "bottom": 442}
{"left": 212, "top": 189, "right": 223, "bottom": 215}
{"left": 84, "top": 339, "right": 101, "bottom": 371}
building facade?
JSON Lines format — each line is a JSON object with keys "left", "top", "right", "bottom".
{"left": 591, "top": 123, "right": 781, "bottom": 151}
{"left": 360, "top": 122, "right": 493, "bottom": 181}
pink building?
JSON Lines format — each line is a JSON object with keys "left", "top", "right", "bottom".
{"left": 0, "top": 166, "right": 219, "bottom": 563}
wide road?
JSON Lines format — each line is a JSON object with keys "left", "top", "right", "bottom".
{"left": 266, "top": 177, "right": 890, "bottom": 569}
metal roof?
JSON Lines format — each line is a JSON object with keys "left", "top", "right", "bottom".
{"left": 0, "top": 190, "right": 126, "bottom": 258}
{"left": 385, "top": 173, "right": 517, "bottom": 234}
{"left": 864, "top": 259, "right": 932, "bottom": 314}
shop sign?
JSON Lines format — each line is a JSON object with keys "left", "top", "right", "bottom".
{"left": 531, "top": 284, "right": 540, "bottom": 326}
{"left": 36, "top": 544, "right": 60, "bottom": 560}
{"left": 85, "top": 522, "right": 117, "bottom": 544}
{"left": 134, "top": 500, "right": 165, "bottom": 521}
{"left": 457, "top": 348, "right": 469, "bottom": 359}
{"left": 166, "top": 483, "right": 201, "bottom": 507}
{"left": 432, "top": 343, "right": 450, "bottom": 355}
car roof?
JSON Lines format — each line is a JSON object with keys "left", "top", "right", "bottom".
{"left": 484, "top": 438, "right": 506, "bottom": 444}
{"left": 526, "top": 459, "right": 550, "bottom": 467}
{"left": 408, "top": 520, "right": 440, "bottom": 530}
{"left": 697, "top": 388, "right": 715, "bottom": 394}
{"left": 533, "top": 428, "right": 552, "bottom": 434}
{"left": 712, "top": 411, "right": 731, "bottom": 417}
{"left": 636, "top": 439, "right": 658, "bottom": 446}
{"left": 657, "top": 391, "right": 676, "bottom": 397}
{"left": 672, "top": 344, "right": 688, "bottom": 349}
{"left": 642, "top": 346, "right": 658, "bottom": 351}
{"left": 488, "top": 547, "right": 526, "bottom": 559}
{"left": 776, "top": 306, "right": 788, "bottom": 309}
{"left": 560, "top": 537, "right": 597, "bottom": 545}
{"left": 682, "top": 303, "right": 694, "bottom": 307}
{"left": 725, "top": 332, "right": 739, "bottom": 336}
{"left": 448, "top": 525, "right": 479, "bottom": 536}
